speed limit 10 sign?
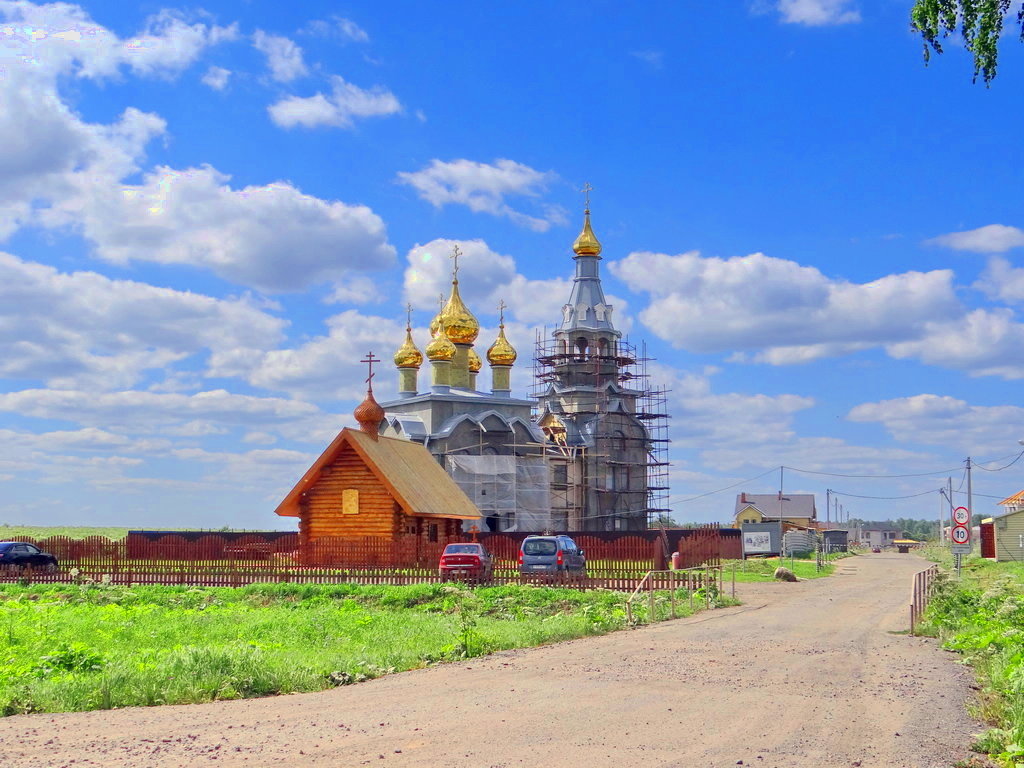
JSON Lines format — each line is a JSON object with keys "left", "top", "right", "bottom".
{"left": 952, "top": 506, "right": 970, "bottom": 526}
{"left": 951, "top": 525, "right": 970, "bottom": 544}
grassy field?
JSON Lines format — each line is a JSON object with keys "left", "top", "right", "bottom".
{"left": 918, "top": 547, "right": 1024, "bottom": 765}
{"left": 0, "top": 580, "right": 733, "bottom": 715}
{"left": 723, "top": 553, "right": 851, "bottom": 582}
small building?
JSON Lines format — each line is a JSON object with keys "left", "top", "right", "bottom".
{"left": 985, "top": 492, "right": 1024, "bottom": 562}
{"left": 821, "top": 529, "right": 848, "bottom": 553}
{"left": 275, "top": 379, "right": 481, "bottom": 564}
{"left": 733, "top": 492, "right": 817, "bottom": 529}
{"left": 849, "top": 526, "right": 900, "bottom": 549}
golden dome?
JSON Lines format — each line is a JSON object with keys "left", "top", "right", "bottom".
{"left": 433, "top": 279, "right": 480, "bottom": 344}
{"left": 393, "top": 324, "right": 423, "bottom": 369}
{"left": 487, "top": 323, "right": 517, "bottom": 366}
{"left": 425, "top": 321, "right": 456, "bottom": 362}
{"left": 572, "top": 209, "right": 602, "bottom": 257}
{"left": 468, "top": 348, "right": 482, "bottom": 373}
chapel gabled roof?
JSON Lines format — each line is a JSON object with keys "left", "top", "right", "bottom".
{"left": 275, "top": 427, "right": 480, "bottom": 521}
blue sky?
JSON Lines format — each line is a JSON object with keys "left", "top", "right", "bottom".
{"left": 2, "top": 0, "right": 1023, "bottom": 529}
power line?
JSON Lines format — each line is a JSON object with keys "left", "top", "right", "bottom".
{"left": 668, "top": 467, "right": 778, "bottom": 505}
{"left": 974, "top": 450, "right": 1024, "bottom": 472}
{"left": 829, "top": 487, "right": 942, "bottom": 501}
{"left": 783, "top": 464, "right": 961, "bottom": 480}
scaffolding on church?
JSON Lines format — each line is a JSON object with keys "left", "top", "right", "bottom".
{"left": 531, "top": 331, "right": 671, "bottom": 530}
{"left": 439, "top": 424, "right": 554, "bottom": 533}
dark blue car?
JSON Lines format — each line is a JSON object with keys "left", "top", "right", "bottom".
{"left": 0, "top": 542, "right": 58, "bottom": 571}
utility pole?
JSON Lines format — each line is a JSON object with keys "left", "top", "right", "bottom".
{"left": 965, "top": 457, "right": 973, "bottom": 576}
{"left": 826, "top": 488, "right": 831, "bottom": 526}
{"left": 947, "top": 476, "right": 953, "bottom": 541}
{"left": 966, "top": 457, "right": 973, "bottom": 530}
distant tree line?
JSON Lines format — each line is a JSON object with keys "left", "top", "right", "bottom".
{"left": 850, "top": 518, "right": 939, "bottom": 541}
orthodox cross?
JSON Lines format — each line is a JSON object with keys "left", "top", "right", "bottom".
{"left": 497, "top": 299, "right": 507, "bottom": 326}
{"left": 360, "top": 351, "right": 379, "bottom": 391}
{"left": 438, "top": 292, "right": 446, "bottom": 311}
{"left": 449, "top": 244, "right": 462, "bottom": 280}
{"left": 581, "top": 181, "right": 593, "bottom": 210}
{"left": 405, "top": 302, "right": 413, "bottom": 331}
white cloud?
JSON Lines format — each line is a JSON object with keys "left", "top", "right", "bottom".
{"left": 268, "top": 75, "right": 401, "bottom": 129}
{"left": 630, "top": 50, "right": 664, "bottom": 68}
{"left": 402, "top": 238, "right": 630, "bottom": 331}
{"left": 234, "top": 310, "right": 408, "bottom": 400}
{"left": 849, "top": 394, "right": 1024, "bottom": 454}
{"left": 886, "top": 308, "right": 1024, "bottom": 379}
{"left": 0, "top": 4, "right": 237, "bottom": 81}
{"left": 201, "top": 65, "right": 231, "bottom": 90}
{"left": 974, "top": 256, "right": 1024, "bottom": 304}
{"left": 252, "top": 30, "right": 307, "bottom": 82}
{"left": 927, "top": 224, "right": 1024, "bottom": 254}
{"left": 611, "top": 250, "right": 956, "bottom": 363}
{"left": 171, "top": 446, "right": 313, "bottom": 492}
{"left": 776, "top": 0, "right": 861, "bottom": 25}
{"left": 0, "top": 388, "right": 337, "bottom": 445}
{"left": 302, "top": 16, "right": 369, "bottom": 43}
{"left": 0, "top": 253, "right": 285, "bottom": 389}
{"left": 397, "top": 159, "right": 566, "bottom": 232}
{"left": 51, "top": 165, "right": 396, "bottom": 293}
{"left": 654, "top": 364, "right": 814, "bottom": 448}
{"left": 325, "top": 274, "right": 387, "bottom": 305}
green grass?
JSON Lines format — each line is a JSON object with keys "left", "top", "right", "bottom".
{"left": 0, "top": 581, "right": 732, "bottom": 715}
{"left": 723, "top": 553, "right": 852, "bottom": 582}
{"left": 918, "top": 550, "right": 1024, "bottom": 766}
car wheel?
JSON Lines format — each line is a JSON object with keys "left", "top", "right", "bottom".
{"left": 44, "top": 562, "right": 58, "bottom": 573}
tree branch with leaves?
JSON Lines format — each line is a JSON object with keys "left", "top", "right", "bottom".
{"left": 911, "top": 0, "right": 1024, "bottom": 83}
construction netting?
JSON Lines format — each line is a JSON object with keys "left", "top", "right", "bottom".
{"left": 446, "top": 455, "right": 551, "bottom": 532}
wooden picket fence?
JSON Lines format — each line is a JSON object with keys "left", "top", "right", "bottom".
{"left": 0, "top": 528, "right": 731, "bottom": 592}
{"left": 909, "top": 564, "right": 940, "bottom": 635}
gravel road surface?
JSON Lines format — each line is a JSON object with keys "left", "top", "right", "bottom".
{"left": 0, "top": 553, "right": 983, "bottom": 768}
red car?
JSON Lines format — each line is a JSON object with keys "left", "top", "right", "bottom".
{"left": 438, "top": 543, "right": 493, "bottom": 582}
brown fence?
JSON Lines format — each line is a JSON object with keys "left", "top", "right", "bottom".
{"left": 0, "top": 528, "right": 734, "bottom": 592}
{"left": 909, "top": 564, "right": 939, "bottom": 634}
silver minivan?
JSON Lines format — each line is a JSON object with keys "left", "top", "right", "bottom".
{"left": 518, "top": 535, "right": 586, "bottom": 574}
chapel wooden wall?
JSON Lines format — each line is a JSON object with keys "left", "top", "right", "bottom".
{"left": 299, "top": 442, "right": 400, "bottom": 541}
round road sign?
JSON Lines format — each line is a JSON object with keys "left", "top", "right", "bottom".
{"left": 953, "top": 507, "right": 970, "bottom": 526}
{"left": 951, "top": 525, "right": 970, "bottom": 544}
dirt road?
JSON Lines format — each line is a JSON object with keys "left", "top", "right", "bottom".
{"left": 0, "top": 554, "right": 982, "bottom": 768}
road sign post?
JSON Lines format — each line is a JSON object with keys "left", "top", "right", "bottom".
{"left": 951, "top": 507, "right": 971, "bottom": 577}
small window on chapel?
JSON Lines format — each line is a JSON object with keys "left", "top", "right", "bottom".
{"left": 342, "top": 489, "right": 359, "bottom": 515}
{"left": 428, "top": 524, "right": 438, "bottom": 543}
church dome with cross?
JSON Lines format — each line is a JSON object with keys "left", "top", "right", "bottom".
{"left": 430, "top": 245, "right": 479, "bottom": 345}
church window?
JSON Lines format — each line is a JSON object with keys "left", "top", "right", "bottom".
{"left": 575, "top": 337, "right": 588, "bottom": 360}
{"left": 610, "top": 430, "right": 627, "bottom": 455}
{"left": 428, "top": 524, "right": 438, "bottom": 542}
{"left": 342, "top": 489, "right": 359, "bottom": 515}
{"left": 598, "top": 338, "right": 609, "bottom": 357}
{"left": 553, "top": 464, "right": 568, "bottom": 485}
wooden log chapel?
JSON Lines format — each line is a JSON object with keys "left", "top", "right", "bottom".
{"left": 274, "top": 353, "right": 480, "bottom": 559}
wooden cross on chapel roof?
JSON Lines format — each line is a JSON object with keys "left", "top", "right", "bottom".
{"left": 360, "top": 351, "right": 379, "bottom": 391}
